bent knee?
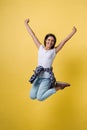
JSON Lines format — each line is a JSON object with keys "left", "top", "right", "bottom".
{"left": 37, "top": 95, "right": 44, "bottom": 101}
{"left": 30, "top": 94, "right": 36, "bottom": 100}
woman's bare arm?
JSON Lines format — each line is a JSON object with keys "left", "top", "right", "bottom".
{"left": 24, "top": 18, "right": 41, "bottom": 48}
{"left": 55, "top": 26, "right": 77, "bottom": 54}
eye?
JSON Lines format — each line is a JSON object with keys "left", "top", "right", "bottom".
{"left": 48, "top": 38, "right": 50, "bottom": 41}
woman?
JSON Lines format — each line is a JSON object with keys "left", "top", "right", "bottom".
{"left": 24, "top": 18, "right": 77, "bottom": 101}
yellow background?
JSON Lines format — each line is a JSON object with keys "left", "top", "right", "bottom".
{"left": 0, "top": 0, "right": 87, "bottom": 130}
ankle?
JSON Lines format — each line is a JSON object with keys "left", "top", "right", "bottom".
{"left": 55, "top": 86, "right": 61, "bottom": 91}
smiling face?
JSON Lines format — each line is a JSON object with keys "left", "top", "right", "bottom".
{"left": 44, "top": 34, "right": 56, "bottom": 50}
{"left": 45, "top": 36, "right": 55, "bottom": 50}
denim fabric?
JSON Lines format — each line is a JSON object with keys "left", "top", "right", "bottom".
{"left": 30, "top": 77, "right": 56, "bottom": 101}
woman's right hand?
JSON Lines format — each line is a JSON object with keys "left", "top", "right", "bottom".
{"left": 24, "top": 18, "right": 30, "bottom": 24}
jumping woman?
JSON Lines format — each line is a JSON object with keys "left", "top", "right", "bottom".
{"left": 24, "top": 18, "right": 77, "bottom": 101}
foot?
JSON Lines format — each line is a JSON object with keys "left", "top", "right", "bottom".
{"left": 55, "top": 81, "right": 70, "bottom": 91}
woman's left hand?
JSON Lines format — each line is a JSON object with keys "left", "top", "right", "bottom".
{"left": 72, "top": 26, "right": 77, "bottom": 33}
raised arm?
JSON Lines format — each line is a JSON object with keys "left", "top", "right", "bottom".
{"left": 24, "top": 18, "right": 41, "bottom": 48}
{"left": 55, "top": 26, "right": 77, "bottom": 54}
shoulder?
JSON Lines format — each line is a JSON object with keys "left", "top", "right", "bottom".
{"left": 38, "top": 45, "right": 44, "bottom": 52}
{"left": 52, "top": 48, "right": 56, "bottom": 56}
{"left": 54, "top": 47, "right": 58, "bottom": 54}
{"left": 39, "top": 44, "right": 44, "bottom": 50}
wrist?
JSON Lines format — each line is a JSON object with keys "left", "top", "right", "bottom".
{"left": 73, "top": 30, "right": 76, "bottom": 34}
{"left": 72, "top": 27, "right": 77, "bottom": 33}
{"left": 72, "top": 29, "right": 77, "bottom": 34}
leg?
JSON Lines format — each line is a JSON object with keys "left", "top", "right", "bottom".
{"left": 37, "top": 78, "right": 56, "bottom": 101}
{"left": 30, "top": 77, "right": 41, "bottom": 100}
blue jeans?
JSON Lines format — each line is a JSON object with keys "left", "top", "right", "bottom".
{"left": 30, "top": 77, "right": 56, "bottom": 101}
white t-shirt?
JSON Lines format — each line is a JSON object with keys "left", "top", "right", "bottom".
{"left": 38, "top": 45, "right": 56, "bottom": 68}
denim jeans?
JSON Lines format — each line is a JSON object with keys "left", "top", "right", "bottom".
{"left": 30, "top": 77, "right": 56, "bottom": 101}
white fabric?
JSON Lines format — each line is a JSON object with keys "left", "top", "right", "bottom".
{"left": 38, "top": 45, "right": 56, "bottom": 68}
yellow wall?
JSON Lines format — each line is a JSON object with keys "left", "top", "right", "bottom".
{"left": 0, "top": 0, "right": 87, "bottom": 130}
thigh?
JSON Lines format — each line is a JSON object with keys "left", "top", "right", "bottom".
{"left": 37, "top": 78, "right": 51, "bottom": 96}
{"left": 30, "top": 77, "right": 41, "bottom": 98}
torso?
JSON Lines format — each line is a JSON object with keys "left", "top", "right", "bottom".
{"left": 38, "top": 45, "right": 56, "bottom": 68}
{"left": 38, "top": 45, "right": 56, "bottom": 78}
